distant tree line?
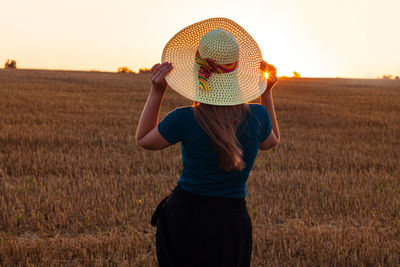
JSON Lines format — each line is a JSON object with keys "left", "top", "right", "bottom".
{"left": 117, "top": 67, "right": 150, "bottom": 74}
{"left": 4, "top": 59, "right": 17, "bottom": 69}
{"left": 279, "top": 71, "right": 301, "bottom": 79}
{"left": 379, "top": 74, "right": 399, "bottom": 80}
{"left": 292, "top": 71, "right": 301, "bottom": 78}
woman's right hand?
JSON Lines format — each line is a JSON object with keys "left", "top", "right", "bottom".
{"left": 260, "top": 61, "right": 278, "bottom": 91}
{"left": 150, "top": 61, "right": 173, "bottom": 95}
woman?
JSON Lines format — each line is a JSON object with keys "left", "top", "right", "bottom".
{"left": 135, "top": 18, "right": 279, "bottom": 267}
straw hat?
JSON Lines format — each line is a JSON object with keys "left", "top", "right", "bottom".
{"left": 161, "top": 17, "right": 268, "bottom": 106}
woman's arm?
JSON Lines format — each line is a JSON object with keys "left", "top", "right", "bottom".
{"left": 259, "top": 61, "right": 280, "bottom": 150}
{"left": 135, "top": 62, "right": 173, "bottom": 150}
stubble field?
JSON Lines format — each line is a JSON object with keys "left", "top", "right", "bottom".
{"left": 0, "top": 69, "right": 399, "bottom": 266}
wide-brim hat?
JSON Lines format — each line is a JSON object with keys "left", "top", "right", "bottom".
{"left": 161, "top": 17, "right": 268, "bottom": 106}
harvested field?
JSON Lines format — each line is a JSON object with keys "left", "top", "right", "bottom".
{"left": 0, "top": 69, "right": 399, "bottom": 266}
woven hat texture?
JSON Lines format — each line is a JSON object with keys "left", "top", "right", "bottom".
{"left": 162, "top": 17, "right": 267, "bottom": 106}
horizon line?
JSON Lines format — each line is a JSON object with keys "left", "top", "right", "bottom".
{"left": 2, "top": 67, "right": 400, "bottom": 80}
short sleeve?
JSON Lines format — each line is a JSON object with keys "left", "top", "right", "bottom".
{"left": 257, "top": 105, "right": 272, "bottom": 143}
{"left": 158, "top": 108, "right": 184, "bottom": 144}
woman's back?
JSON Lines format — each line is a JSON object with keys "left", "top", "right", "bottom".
{"left": 158, "top": 103, "right": 271, "bottom": 198}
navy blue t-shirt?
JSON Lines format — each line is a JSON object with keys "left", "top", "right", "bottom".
{"left": 158, "top": 103, "right": 271, "bottom": 198}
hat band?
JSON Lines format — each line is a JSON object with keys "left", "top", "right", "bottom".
{"left": 195, "top": 50, "right": 238, "bottom": 92}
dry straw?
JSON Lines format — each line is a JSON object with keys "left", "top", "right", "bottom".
{"left": 162, "top": 17, "right": 268, "bottom": 106}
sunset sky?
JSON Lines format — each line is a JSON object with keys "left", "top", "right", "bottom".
{"left": 2, "top": 0, "right": 399, "bottom": 78}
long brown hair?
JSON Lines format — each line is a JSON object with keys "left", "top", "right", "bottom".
{"left": 193, "top": 101, "right": 250, "bottom": 172}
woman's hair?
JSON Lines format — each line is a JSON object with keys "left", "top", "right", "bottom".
{"left": 193, "top": 101, "right": 250, "bottom": 172}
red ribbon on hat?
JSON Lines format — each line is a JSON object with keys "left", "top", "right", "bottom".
{"left": 195, "top": 50, "right": 238, "bottom": 92}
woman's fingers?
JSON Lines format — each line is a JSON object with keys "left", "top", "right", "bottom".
{"left": 159, "top": 62, "right": 173, "bottom": 75}
{"left": 260, "top": 61, "right": 277, "bottom": 76}
{"left": 153, "top": 63, "right": 173, "bottom": 79}
{"left": 152, "top": 62, "right": 171, "bottom": 75}
{"left": 151, "top": 62, "right": 168, "bottom": 76}
{"left": 261, "top": 61, "right": 277, "bottom": 78}
{"left": 260, "top": 60, "right": 278, "bottom": 90}
{"left": 260, "top": 61, "right": 267, "bottom": 72}
{"left": 151, "top": 61, "right": 170, "bottom": 75}
{"left": 151, "top": 62, "right": 173, "bottom": 90}
{"left": 151, "top": 63, "right": 161, "bottom": 74}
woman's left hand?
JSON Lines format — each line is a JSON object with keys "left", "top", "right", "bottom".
{"left": 260, "top": 60, "right": 278, "bottom": 91}
{"left": 150, "top": 62, "right": 173, "bottom": 95}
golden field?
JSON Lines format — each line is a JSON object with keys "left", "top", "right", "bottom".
{"left": 0, "top": 69, "right": 399, "bottom": 266}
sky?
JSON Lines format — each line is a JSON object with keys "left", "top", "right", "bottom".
{"left": 1, "top": 0, "right": 400, "bottom": 78}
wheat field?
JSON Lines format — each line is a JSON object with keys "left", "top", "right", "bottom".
{"left": 0, "top": 69, "right": 399, "bottom": 266}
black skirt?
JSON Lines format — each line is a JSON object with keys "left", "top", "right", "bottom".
{"left": 152, "top": 185, "right": 252, "bottom": 267}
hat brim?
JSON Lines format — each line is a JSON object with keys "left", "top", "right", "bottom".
{"left": 162, "top": 17, "right": 268, "bottom": 106}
